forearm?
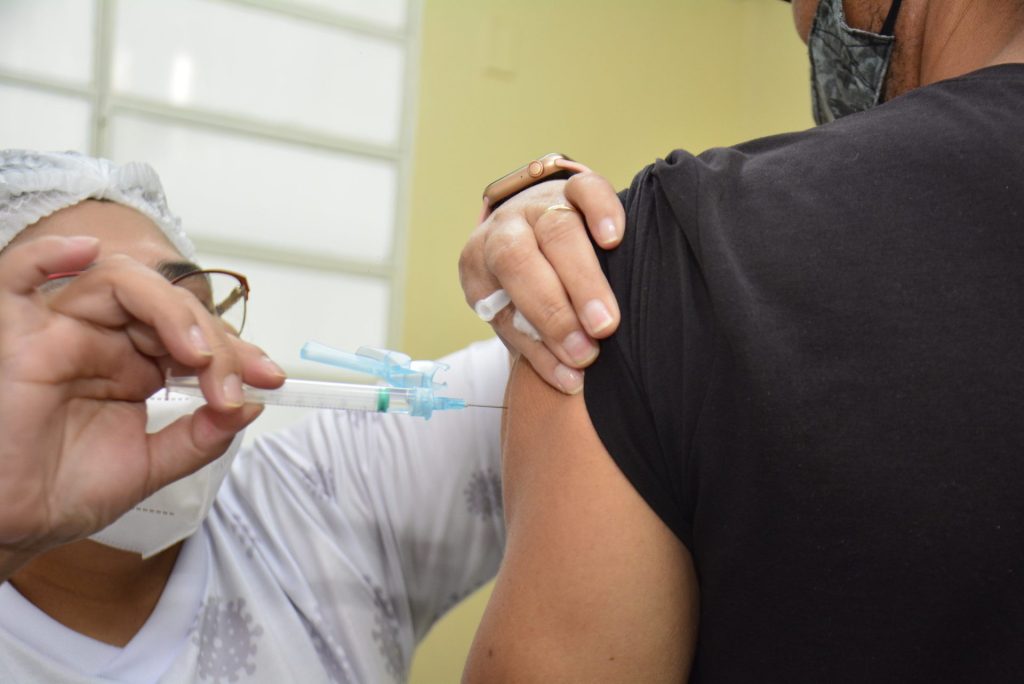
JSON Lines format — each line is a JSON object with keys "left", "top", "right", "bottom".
{"left": 380, "top": 339, "right": 509, "bottom": 636}
{"left": 293, "top": 339, "right": 509, "bottom": 638}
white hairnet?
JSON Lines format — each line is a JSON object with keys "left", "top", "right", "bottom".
{"left": 0, "top": 149, "right": 194, "bottom": 257}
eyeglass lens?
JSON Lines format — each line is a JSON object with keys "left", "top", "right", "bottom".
{"left": 173, "top": 271, "right": 248, "bottom": 335}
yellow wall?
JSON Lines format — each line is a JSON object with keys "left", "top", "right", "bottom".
{"left": 403, "top": 1, "right": 812, "bottom": 681}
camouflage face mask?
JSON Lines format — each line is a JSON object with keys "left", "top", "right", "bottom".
{"left": 808, "top": 0, "right": 903, "bottom": 125}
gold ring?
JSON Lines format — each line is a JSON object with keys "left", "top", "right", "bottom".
{"left": 542, "top": 203, "right": 578, "bottom": 216}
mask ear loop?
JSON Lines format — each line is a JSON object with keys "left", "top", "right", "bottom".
{"left": 880, "top": 0, "right": 903, "bottom": 36}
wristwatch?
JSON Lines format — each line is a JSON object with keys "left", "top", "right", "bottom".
{"left": 479, "top": 153, "right": 590, "bottom": 220}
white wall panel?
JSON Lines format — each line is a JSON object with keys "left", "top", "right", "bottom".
{"left": 289, "top": 0, "right": 407, "bottom": 31}
{"left": 0, "top": 0, "right": 94, "bottom": 84}
{"left": 195, "top": 252, "right": 390, "bottom": 380}
{"left": 2, "top": 0, "right": 413, "bottom": 373}
{"left": 0, "top": 85, "right": 90, "bottom": 152}
{"left": 112, "top": 0, "right": 404, "bottom": 145}
{"left": 108, "top": 115, "right": 397, "bottom": 264}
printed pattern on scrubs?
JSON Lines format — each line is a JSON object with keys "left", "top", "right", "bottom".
{"left": 0, "top": 338, "right": 509, "bottom": 684}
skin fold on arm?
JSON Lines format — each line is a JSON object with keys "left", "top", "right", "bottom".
{"left": 463, "top": 357, "right": 699, "bottom": 683}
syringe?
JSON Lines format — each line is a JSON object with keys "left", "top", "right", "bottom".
{"left": 164, "top": 375, "right": 469, "bottom": 419}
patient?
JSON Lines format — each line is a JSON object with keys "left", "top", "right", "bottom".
{"left": 462, "top": 0, "right": 1024, "bottom": 680}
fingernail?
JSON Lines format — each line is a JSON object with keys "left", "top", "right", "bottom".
{"left": 554, "top": 364, "right": 584, "bottom": 395}
{"left": 582, "top": 299, "right": 614, "bottom": 335}
{"left": 65, "top": 236, "right": 99, "bottom": 248}
{"left": 223, "top": 374, "right": 244, "bottom": 407}
{"left": 562, "top": 331, "right": 598, "bottom": 366}
{"left": 189, "top": 325, "right": 212, "bottom": 356}
{"left": 262, "top": 355, "right": 286, "bottom": 377}
{"left": 596, "top": 217, "right": 620, "bottom": 246}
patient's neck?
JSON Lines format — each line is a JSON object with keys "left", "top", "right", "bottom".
{"left": 9, "top": 540, "right": 181, "bottom": 647}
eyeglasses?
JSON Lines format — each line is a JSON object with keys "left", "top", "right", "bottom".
{"left": 44, "top": 268, "right": 250, "bottom": 336}
{"left": 169, "top": 269, "right": 250, "bottom": 336}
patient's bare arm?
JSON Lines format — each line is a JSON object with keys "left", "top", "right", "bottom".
{"left": 463, "top": 358, "right": 699, "bottom": 683}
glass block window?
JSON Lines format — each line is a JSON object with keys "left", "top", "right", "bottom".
{"left": 0, "top": 0, "right": 420, "bottom": 378}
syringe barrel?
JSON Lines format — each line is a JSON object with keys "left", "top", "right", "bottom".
{"left": 164, "top": 376, "right": 452, "bottom": 418}
{"left": 239, "top": 380, "right": 388, "bottom": 411}
{"left": 377, "top": 386, "right": 435, "bottom": 418}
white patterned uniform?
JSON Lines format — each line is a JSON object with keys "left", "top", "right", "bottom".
{"left": 0, "top": 338, "right": 509, "bottom": 684}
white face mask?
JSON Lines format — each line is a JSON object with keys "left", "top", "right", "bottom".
{"left": 89, "top": 389, "right": 244, "bottom": 558}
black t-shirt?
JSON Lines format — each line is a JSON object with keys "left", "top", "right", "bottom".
{"left": 584, "top": 64, "right": 1024, "bottom": 682}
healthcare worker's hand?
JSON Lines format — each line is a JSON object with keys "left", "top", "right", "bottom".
{"left": 0, "top": 236, "right": 284, "bottom": 580}
{"left": 459, "top": 172, "right": 625, "bottom": 394}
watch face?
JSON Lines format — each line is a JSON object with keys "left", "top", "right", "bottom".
{"left": 482, "top": 153, "right": 576, "bottom": 209}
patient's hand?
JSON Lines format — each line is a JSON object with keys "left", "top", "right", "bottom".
{"left": 459, "top": 173, "right": 625, "bottom": 394}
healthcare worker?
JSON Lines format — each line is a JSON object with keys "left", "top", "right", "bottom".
{"left": 0, "top": 149, "right": 516, "bottom": 683}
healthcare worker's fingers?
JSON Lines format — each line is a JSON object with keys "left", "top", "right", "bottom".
{"left": 120, "top": 320, "right": 172, "bottom": 359}
{"left": 233, "top": 336, "right": 288, "bottom": 388}
{"left": 0, "top": 235, "right": 100, "bottom": 297}
{"left": 48, "top": 256, "right": 252, "bottom": 410}
{"left": 160, "top": 334, "right": 286, "bottom": 391}
{"left": 66, "top": 326, "right": 168, "bottom": 399}
{"left": 144, "top": 403, "right": 264, "bottom": 496}
{"left": 174, "top": 303, "right": 248, "bottom": 411}
{"left": 49, "top": 256, "right": 215, "bottom": 363}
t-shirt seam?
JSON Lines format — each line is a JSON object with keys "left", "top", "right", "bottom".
{"left": 903, "top": 65, "right": 1024, "bottom": 98}
{"left": 653, "top": 158, "right": 720, "bottom": 545}
{"left": 681, "top": 159, "right": 720, "bottom": 545}
{"left": 943, "top": 65, "right": 1024, "bottom": 85}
